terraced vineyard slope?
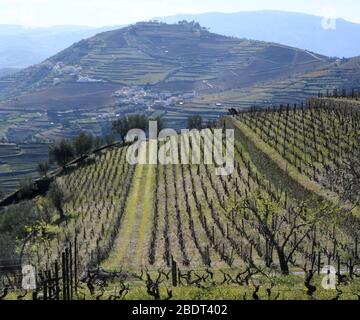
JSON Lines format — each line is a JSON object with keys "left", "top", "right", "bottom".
{"left": 2, "top": 98, "right": 359, "bottom": 300}
{"left": 231, "top": 97, "right": 360, "bottom": 213}
{"left": 195, "top": 57, "right": 360, "bottom": 108}
{"left": 26, "top": 100, "right": 359, "bottom": 272}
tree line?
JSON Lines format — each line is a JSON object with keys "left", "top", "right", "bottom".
{"left": 45, "top": 114, "right": 220, "bottom": 174}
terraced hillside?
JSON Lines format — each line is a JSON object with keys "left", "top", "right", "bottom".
{"left": 195, "top": 56, "right": 360, "bottom": 108}
{"left": 2, "top": 21, "right": 360, "bottom": 155}
{"left": 32, "top": 146, "right": 135, "bottom": 270}
{"left": 21, "top": 100, "right": 359, "bottom": 270}
{"left": 2, "top": 97, "right": 359, "bottom": 300}
{"left": 0, "top": 143, "right": 49, "bottom": 192}
{"left": 0, "top": 21, "right": 330, "bottom": 102}
{"left": 231, "top": 98, "right": 360, "bottom": 212}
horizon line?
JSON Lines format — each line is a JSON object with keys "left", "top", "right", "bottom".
{"left": 0, "top": 9, "right": 358, "bottom": 29}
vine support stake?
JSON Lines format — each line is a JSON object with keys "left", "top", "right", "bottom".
{"left": 171, "top": 256, "right": 178, "bottom": 287}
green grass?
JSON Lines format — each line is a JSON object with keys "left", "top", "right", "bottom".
{"left": 102, "top": 160, "right": 156, "bottom": 270}
{"left": 5, "top": 274, "right": 360, "bottom": 300}
{"left": 134, "top": 164, "right": 156, "bottom": 266}
{"left": 3, "top": 107, "right": 358, "bottom": 300}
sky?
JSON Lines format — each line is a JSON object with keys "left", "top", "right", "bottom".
{"left": 0, "top": 0, "right": 359, "bottom": 27}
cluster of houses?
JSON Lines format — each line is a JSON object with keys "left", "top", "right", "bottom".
{"left": 53, "top": 62, "right": 82, "bottom": 76}
{"left": 112, "top": 86, "right": 196, "bottom": 108}
{"left": 51, "top": 62, "right": 105, "bottom": 85}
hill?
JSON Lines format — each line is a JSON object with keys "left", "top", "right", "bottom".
{"left": 1, "top": 22, "right": 360, "bottom": 147}
{"left": 0, "top": 21, "right": 345, "bottom": 151}
{"left": 1, "top": 97, "right": 359, "bottom": 300}
{"left": 158, "top": 11, "right": 360, "bottom": 58}
{"left": 0, "top": 21, "right": 338, "bottom": 143}
{"left": 194, "top": 55, "right": 360, "bottom": 108}
{"left": 2, "top": 10, "right": 360, "bottom": 71}
{"left": 0, "top": 21, "right": 330, "bottom": 100}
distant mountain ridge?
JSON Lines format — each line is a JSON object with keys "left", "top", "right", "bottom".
{"left": 1, "top": 10, "right": 359, "bottom": 71}
{"left": 0, "top": 68, "right": 20, "bottom": 78}
{"left": 157, "top": 10, "right": 360, "bottom": 58}
{"left": 0, "top": 24, "right": 121, "bottom": 69}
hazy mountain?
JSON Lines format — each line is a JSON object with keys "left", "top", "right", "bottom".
{"left": 157, "top": 11, "right": 360, "bottom": 58}
{"left": 0, "top": 24, "right": 120, "bottom": 69}
{"left": 0, "top": 68, "right": 20, "bottom": 78}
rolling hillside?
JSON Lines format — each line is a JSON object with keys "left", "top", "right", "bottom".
{"left": 195, "top": 56, "right": 360, "bottom": 108}
{"left": 2, "top": 97, "right": 358, "bottom": 300}
{"left": 2, "top": 21, "right": 360, "bottom": 120}
{"left": 0, "top": 21, "right": 330, "bottom": 103}
{"left": 1, "top": 22, "right": 360, "bottom": 198}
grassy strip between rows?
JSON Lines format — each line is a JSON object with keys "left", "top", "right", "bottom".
{"left": 101, "top": 163, "right": 145, "bottom": 270}
{"left": 134, "top": 164, "right": 156, "bottom": 266}
{"left": 102, "top": 162, "right": 156, "bottom": 270}
{"left": 230, "top": 118, "right": 360, "bottom": 218}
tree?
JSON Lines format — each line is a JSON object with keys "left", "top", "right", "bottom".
{"left": 93, "top": 136, "right": 104, "bottom": 150}
{"left": 127, "top": 114, "right": 147, "bottom": 132}
{"left": 0, "top": 201, "right": 39, "bottom": 264}
{"left": 73, "top": 132, "right": 94, "bottom": 157}
{"left": 187, "top": 115, "right": 203, "bottom": 130}
{"left": 150, "top": 116, "right": 165, "bottom": 135}
{"left": 0, "top": 234, "right": 18, "bottom": 264}
{"left": 112, "top": 117, "right": 129, "bottom": 143}
{"left": 113, "top": 115, "right": 148, "bottom": 142}
{"left": 0, "top": 201, "right": 39, "bottom": 240}
{"left": 17, "top": 178, "right": 37, "bottom": 199}
{"left": 48, "top": 182, "right": 68, "bottom": 221}
{"left": 37, "top": 161, "right": 50, "bottom": 178}
{"left": 228, "top": 108, "right": 238, "bottom": 116}
{"left": 49, "top": 139, "right": 75, "bottom": 169}
{"left": 229, "top": 190, "right": 328, "bottom": 275}
{"left": 39, "top": 201, "right": 53, "bottom": 224}
{"left": 104, "top": 134, "right": 115, "bottom": 145}
{"left": 205, "top": 119, "right": 218, "bottom": 129}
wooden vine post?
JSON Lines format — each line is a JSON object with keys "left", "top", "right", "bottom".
{"left": 171, "top": 256, "right": 178, "bottom": 287}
